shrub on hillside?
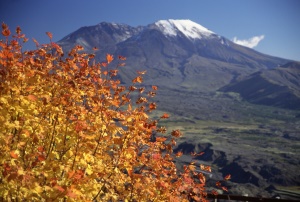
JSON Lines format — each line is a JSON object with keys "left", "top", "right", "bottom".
{"left": 0, "top": 23, "right": 217, "bottom": 201}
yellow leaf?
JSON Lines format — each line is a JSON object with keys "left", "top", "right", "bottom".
{"left": 17, "top": 168, "right": 25, "bottom": 175}
{"left": 34, "top": 183, "right": 43, "bottom": 194}
{"left": 85, "top": 165, "right": 93, "bottom": 175}
{"left": 125, "top": 152, "right": 132, "bottom": 159}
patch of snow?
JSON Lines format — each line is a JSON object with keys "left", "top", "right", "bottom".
{"left": 155, "top": 19, "right": 214, "bottom": 39}
{"left": 76, "top": 37, "right": 90, "bottom": 48}
{"left": 155, "top": 20, "right": 177, "bottom": 37}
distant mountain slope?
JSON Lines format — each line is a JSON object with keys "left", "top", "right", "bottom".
{"left": 220, "top": 62, "right": 300, "bottom": 109}
{"left": 58, "top": 19, "right": 290, "bottom": 92}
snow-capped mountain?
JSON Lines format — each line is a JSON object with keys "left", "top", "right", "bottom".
{"left": 58, "top": 19, "right": 291, "bottom": 93}
{"left": 153, "top": 19, "right": 215, "bottom": 39}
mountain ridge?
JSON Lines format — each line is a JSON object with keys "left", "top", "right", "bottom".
{"left": 220, "top": 62, "right": 300, "bottom": 109}
{"left": 58, "top": 19, "right": 293, "bottom": 97}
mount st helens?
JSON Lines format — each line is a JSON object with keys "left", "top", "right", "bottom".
{"left": 58, "top": 19, "right": 300, "bottom": 199}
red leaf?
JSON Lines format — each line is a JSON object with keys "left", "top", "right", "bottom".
{"left": 211, "top": 190, "right": 218, "bottom": 196}
{"left": 46, "top": 32, "right": 53, "bottom": 39}
{"left": 37, "top": 146, "right": 44, "bottom": 152}
{"left": 38, "top": 155, "right": 46, "bottom": 162}
{"left": 221, "top": 186, "right": 228, "bottom": 192}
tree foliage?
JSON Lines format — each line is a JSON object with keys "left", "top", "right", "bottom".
{"left": 0, "top": 23, "right": 211, "bottom": 201}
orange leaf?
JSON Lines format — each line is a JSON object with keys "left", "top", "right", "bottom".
{"left": 10, "top": 151, "right": 18, "bottom": 159}
{"left": 132, "top": 76, "right": 143, "bottom": 83}
{"left": 188, "top": 164, "right": 196, "bottom": 171}
{"left": 129, "top": 86, "right": 137, "bottom": 91}
{"left": 200, "top": 164, "right": 211, "bottom": 172}
{"left": 175, "top": 151, "right": 183, "bottom": 157}
{"left": 66, "top": 188, "right": 77, "bottom": 198}
{"left": 139, "top": 87, "right": 145, "bottom": 93}
{"left": 161, "top": 113, "right": 169, "bottom": 119}
{"left": 2, "top": 29, "right": 10, "bottom": 37}
{"left": 171, "top": 130, "right": 182, "bottom": 137}
{"left": 32, "top": 38, "right": 40, "bottom": 47}
{"left": 118, "top": 55, "right": 126, "bottom": 60}
{"left": 28, "top": 94, "right": 37, "bottom": 101}
{"left": 46, "top": 32, "right": 53, "bottom": 39}
{"left": 54, "top": 185, "right": 65, "bottom": 193}
{"left": 191, "top": 151, "right": 204, "bottom": 156}
{"left": 16, "top": 26, "right": 21, "bottom": 35}
{"left": 68, "top": 170, "right": 75, "bottom": 179}
{"left": 152, "top": 85, "right": 158, "bottom": 90}
{"left": 110, "top": 69, "right": 118, "bottom": 76}
{"left": 156, "top": 137, "right": 167, "bottom": 142}
{"left": 37, "top": 146, "right": 44, "bottom": 152}
{"left": 118, "top": 62, "right": 126, "bottom": 67}
{"left": 149, "top": 103, "right": 156, "bottom": 110}
{"left": 152, "top": 153, "right": 161, "bottom": 160}
{"left": 137, "top": 70, "right": 146, "bottom": 75}
{"left": 224, "top": 174, "right": 231, "bottom": 180}
{"left": 106, "top": 54, "right": 113, "bottom": 63}
{"left": 2, "top": 23, "right": 8, "bottom": 30}
{"left": 127, "top": 169, "right": 133, "bottom": 176}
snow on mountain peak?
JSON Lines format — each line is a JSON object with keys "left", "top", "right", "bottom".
{"left": 155, "top": 19, "right": 214, "bottom": 39}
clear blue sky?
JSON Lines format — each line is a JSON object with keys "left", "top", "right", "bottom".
{"left": 1, "top": 0, "right": 299, "bottom": 61}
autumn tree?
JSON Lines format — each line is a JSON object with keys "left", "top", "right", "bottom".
{"left": 0, "top": 23, "right": 215, "bottom": 201}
